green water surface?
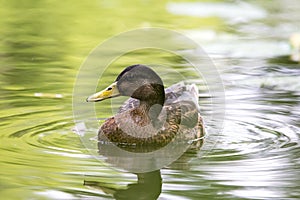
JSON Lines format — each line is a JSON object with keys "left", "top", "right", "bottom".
{"left": 1, "top": 0, "right": 300, "bottom": 199}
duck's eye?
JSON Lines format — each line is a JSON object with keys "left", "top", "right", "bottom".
{"left": 107, "top": 87, "right": 112, "bottom": 91}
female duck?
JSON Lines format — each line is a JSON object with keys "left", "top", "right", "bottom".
{"left": 87, "top": 64, "right": 204, "bottom": 146}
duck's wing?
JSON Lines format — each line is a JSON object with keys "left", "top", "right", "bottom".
{"left": 160, "top": 82, "right": 204, "bottom": 140}
{"left": 165, "top": 82, "right": 200, "bottom": 109}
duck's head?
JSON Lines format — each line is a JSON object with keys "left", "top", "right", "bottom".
{"left": 86, "top": 64, "right": 165, "bottom": 106}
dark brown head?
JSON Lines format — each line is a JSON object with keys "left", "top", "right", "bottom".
{"left": 87, "top": 64, "right": 165, "bottom": 107}
{"left": 116, "top": 65, "right": 165, "bottom": 106}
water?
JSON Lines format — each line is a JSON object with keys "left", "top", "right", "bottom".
{"left": 1, "top": 0, "right": 300, "bottom": 199}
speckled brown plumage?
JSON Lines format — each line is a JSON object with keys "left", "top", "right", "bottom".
{"left": 98, "top": 100, "right": 205, "bottom": 147}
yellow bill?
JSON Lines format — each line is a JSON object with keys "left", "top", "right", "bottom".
{"left": 86, "top": 82, "right": 120, "bottom": 102}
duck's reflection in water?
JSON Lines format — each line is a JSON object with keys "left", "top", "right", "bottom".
{"left": 83, "top": 140, "right": 202, "bottom": 200}
{"left": 84, "top": 170, "right": 162, "bottom": 200}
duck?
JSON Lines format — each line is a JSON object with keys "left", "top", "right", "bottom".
{"left": 86, "top": 64, "right": 204, "bottom": 147}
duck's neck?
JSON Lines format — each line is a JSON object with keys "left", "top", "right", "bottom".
{"left": 128, "top": 103, "right": 159, "bottom": 128}
{"left": 139, "top": 100, "right": 163, "bottom": 120}
{"left": 132, "top": 86, "right": 165, "bottom": 125}
{"left": 145, "top": 85, "right": 165, "bottom": 120}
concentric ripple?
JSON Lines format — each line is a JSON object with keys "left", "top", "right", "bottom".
{"left": 161, "top": 58, "right": 300, "bottom": 200}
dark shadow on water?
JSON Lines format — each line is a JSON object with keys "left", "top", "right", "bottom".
{"left": 83, "top": 140, "right": 203, "bottom": 199}
{"left": 84, "top": 170, "right": 162, "bottom": 200}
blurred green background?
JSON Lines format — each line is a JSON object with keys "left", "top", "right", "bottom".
{"left": 1, "top": 0, "right": 300, "bottom": 199}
